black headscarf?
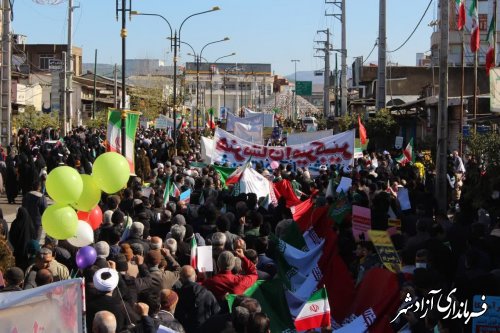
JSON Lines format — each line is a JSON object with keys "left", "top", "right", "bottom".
{"left": 9, "top": 207, "right": 35, "bottom": 269}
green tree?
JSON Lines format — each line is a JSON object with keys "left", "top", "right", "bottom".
{"left": 129, "top": 86, "right": 164, "bottom": 120}
{"left": 337, "top": 113, "right": 356, "bottom": 132}
{"left": 13, "top": 105, "right": 60, "bottom": 131}
{"left": 84, "top": 111, "right": 108, "bottom": 128}
{"left": 366, "top": 108, "right": 399, "bottom": 150}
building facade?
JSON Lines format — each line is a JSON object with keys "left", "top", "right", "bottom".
{"left": 183, "top": 62, "right": 274, "bottom": 124}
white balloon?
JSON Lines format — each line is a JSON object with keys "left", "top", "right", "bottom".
{"left": 67, "top": 220, "right": 94, "bottom": 247}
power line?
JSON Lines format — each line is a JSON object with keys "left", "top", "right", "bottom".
{"left": 362, "top": 39, "right": 378, "bottom": 64}
{"left": 388, "top": 0, "right": 433, "bottom": 53}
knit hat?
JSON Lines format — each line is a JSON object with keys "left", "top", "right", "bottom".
{"left": 172, "top": 214, "right": 186, "bottom": 226}
{"left": 93, "top": 268, "right": 119, "bottom": 292}
{"left": 5, "top": 267, "right": 24, "bottom": 285}
{"left": 95, "top": 241, "right": 110, "bottom": 259}
{"left": 131, "top": 222, "right": 144, "bottom": 237}
{"left": 145, "top": 250, "right": 162, "bottom": 266}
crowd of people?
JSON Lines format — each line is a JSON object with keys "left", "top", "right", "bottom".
{"left": 0, "top": 125, "right": 499, "bottom": 333}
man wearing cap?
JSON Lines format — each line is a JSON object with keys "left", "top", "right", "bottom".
{"left": 86, "top": 268, "right": 128, "bottom": 333}
{"left": 24, "top": 246, "right": 69, "bottom": 288}
{"left": 156, "top": 289, "right": 185, "bottom": 331}
{"left": 0, "top": 267, "right": 24, "bottom": 292}
{"left": 94, "top": 241, "right": 111, "bottom": 269}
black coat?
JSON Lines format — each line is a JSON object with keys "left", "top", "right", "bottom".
{"left": 174, "top": 281, "right": 221, "bottom": 333}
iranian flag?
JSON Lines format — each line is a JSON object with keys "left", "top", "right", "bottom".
{"left": 212, "top": 165, "right": 237, "bottom": 189}
{"left": 163, "top": 177, "right": 173, "bottom": 207}
{"left": 358, "top": 115, "right": 367, "bottom": 145}
{"left": 456, "top": 0, "right": 466, "bottom": 30}
{"left": 294, "top": 288, "right": 331, "bottom": 331}
{"left": 190, "top": 237, "right": 197, "bottom": 268}
{"left": 470, "top": 0, "right": 480, "bottom": 52}
{"left": 106, "top": 109, "right": 140, "bottom": 175}
{"left": 486, "top": 13, "right": 496, "bottom": 75}
{"left": 225, "top": 157, "right": 252, "bottom": 185}
{"left": 395, "top": 138, "right": 414, "bottom": 166}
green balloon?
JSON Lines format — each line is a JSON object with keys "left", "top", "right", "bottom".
{"left": 92, "top": 152, "right": 130, "bottom": 194}
{"left": 42, "top": 203, "right": 78, "bottom": 240}
{"left": 46, "top": 166, "right": 84, "bottom": 204}
{"left": 72, "top": 174, "right": 102, "bottom": 212}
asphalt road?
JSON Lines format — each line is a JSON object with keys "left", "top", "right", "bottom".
{"left": 0, "top": 193, "right": 21, "bottom": 229}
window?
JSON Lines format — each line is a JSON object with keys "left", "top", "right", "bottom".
{"left": 479, "top": 14, "right": 488, "bottom": 31}
{"left": 39, "top": 54, "right": 54, "bottom": 70}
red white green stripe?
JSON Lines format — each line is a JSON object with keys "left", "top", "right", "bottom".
{"left": 395, "top": 138, "right": 414, "bottom": 166}
{"left": 163, "top": 177, "right": 173, "bottom": 207}
{"left": 469, "top": 0, "right": 480, "bottom": 52}
{"left": 456, "top": 0, "right": 465, "bottom": 30}
{"left": 294, "top": 288, "right": 331, "bottom": 331}
{"left": 106, "top": 109, "right": 140, "bottom": 175}
{"left": 190, "top": 237, "right": 197, "bottom": 268}
{"left": 486, "top": 12, "right": 496, "bottom": 75}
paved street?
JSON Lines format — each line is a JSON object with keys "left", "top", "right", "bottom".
{"left": 0, "top": 193, "right": 21, "bottom": 229}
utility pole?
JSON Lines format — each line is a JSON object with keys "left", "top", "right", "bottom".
{"left": 1, "top": 0, "right": 12, "bottom": 145}
{"left": 314, "top": 29, "right": 331, "bottom": 118}
{"left": 67, "top": 0, "right": 78, "bottom": 131}
{"left": 62, "top": 51, "right": 67, "bottom": 136}
{"left": 376, "top": 0, "right": 387, "bottom": 110}
{"left": 340, "top": 0, "right": 347, "bottom": 116}
{"left": 325, "top": 0, "right": 346, "bottom": 115}
{"left": 291, "top": 59, "right": 300, "bottom": 121}
{"left": 436, "top": 0, "right": 449, "bottom": 214}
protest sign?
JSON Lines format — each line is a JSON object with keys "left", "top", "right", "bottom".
{"left": 352, "top": 205, "right": 371, "bottom": 241}
{"left": 368, "top": 230, "right": 401, "bottom": 273}
{"left": 336, "top": 177, "right": 353, "bottom": 194}
{"left": 387, "top": 218, "right": 401, "bottom": 235}
{"left": 397, "top": 187, "right": 411, "bottom": 211}
{"left": 212, "top": 128, "right": 355, "bottom": 174}
{"left": 0, "top": 279, "right": 85, "bottom": 333}
{"left": 196, "top": 246, "right": 214, "bottom": 272}
{"left": 472, "top": 295, "right": 500, "bottom": 332}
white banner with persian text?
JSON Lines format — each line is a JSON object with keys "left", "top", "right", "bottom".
{"left": 490, "top": 68, "right": 500, "bottom": 112}
{"left": 201, "top": 136, "right": 214, "bottom": 164}
{"left": 286, "top": 129, "right": 333, "bottom": 146}
{"left": 226, "top": 112, "right": 264, "bottom": 132}
{"left": 244, "top": 108, "right": 275, "bottom": 127}
{"left": 0, "top": 278, "right": 85, "bottom": 333}
{"left": 233, "top": 122, "right": 264, "bottom": 145}
{"left": 212, "top": 128, "right": 355, "bottom": 173}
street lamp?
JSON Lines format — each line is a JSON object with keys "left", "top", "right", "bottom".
{"left": 291, "top": 59, "right": 300, "bottom": 122}
{"left": 210, "top": 53, "right": 235, "bottom": 124}
{"left": 186, "top": 37, "right": 230, "bottom": 132}
{"left": 131, "top": 6, "right": 220, "bottom": 154}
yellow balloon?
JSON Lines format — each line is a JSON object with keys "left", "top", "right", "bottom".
{"left": 42, "top": 203, "right": 78, "bottom": 240}
{"left": 46, "top": 166, "right": 84, "bottom": 204}
{"left": 72, "top": 174, "right": 102, "bottom": 212}
{"left": 92, "top": 152, "right": 130, "bottom": 194}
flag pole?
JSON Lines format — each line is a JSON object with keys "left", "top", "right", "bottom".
{"left": 459, "top": 26, "right": 465, "bottom": 155}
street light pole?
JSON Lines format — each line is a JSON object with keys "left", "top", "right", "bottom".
{"left": 291, "top": 59, "right": 300, "bottom": 121}
{"left": 210, "top": 52, "right": 235, "bottom": 124}
{"left": 116, "top": 0, "right": 132, "bottom": 157}
{"left": 131, "top": 7, "right": 220, "bottom": 154}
